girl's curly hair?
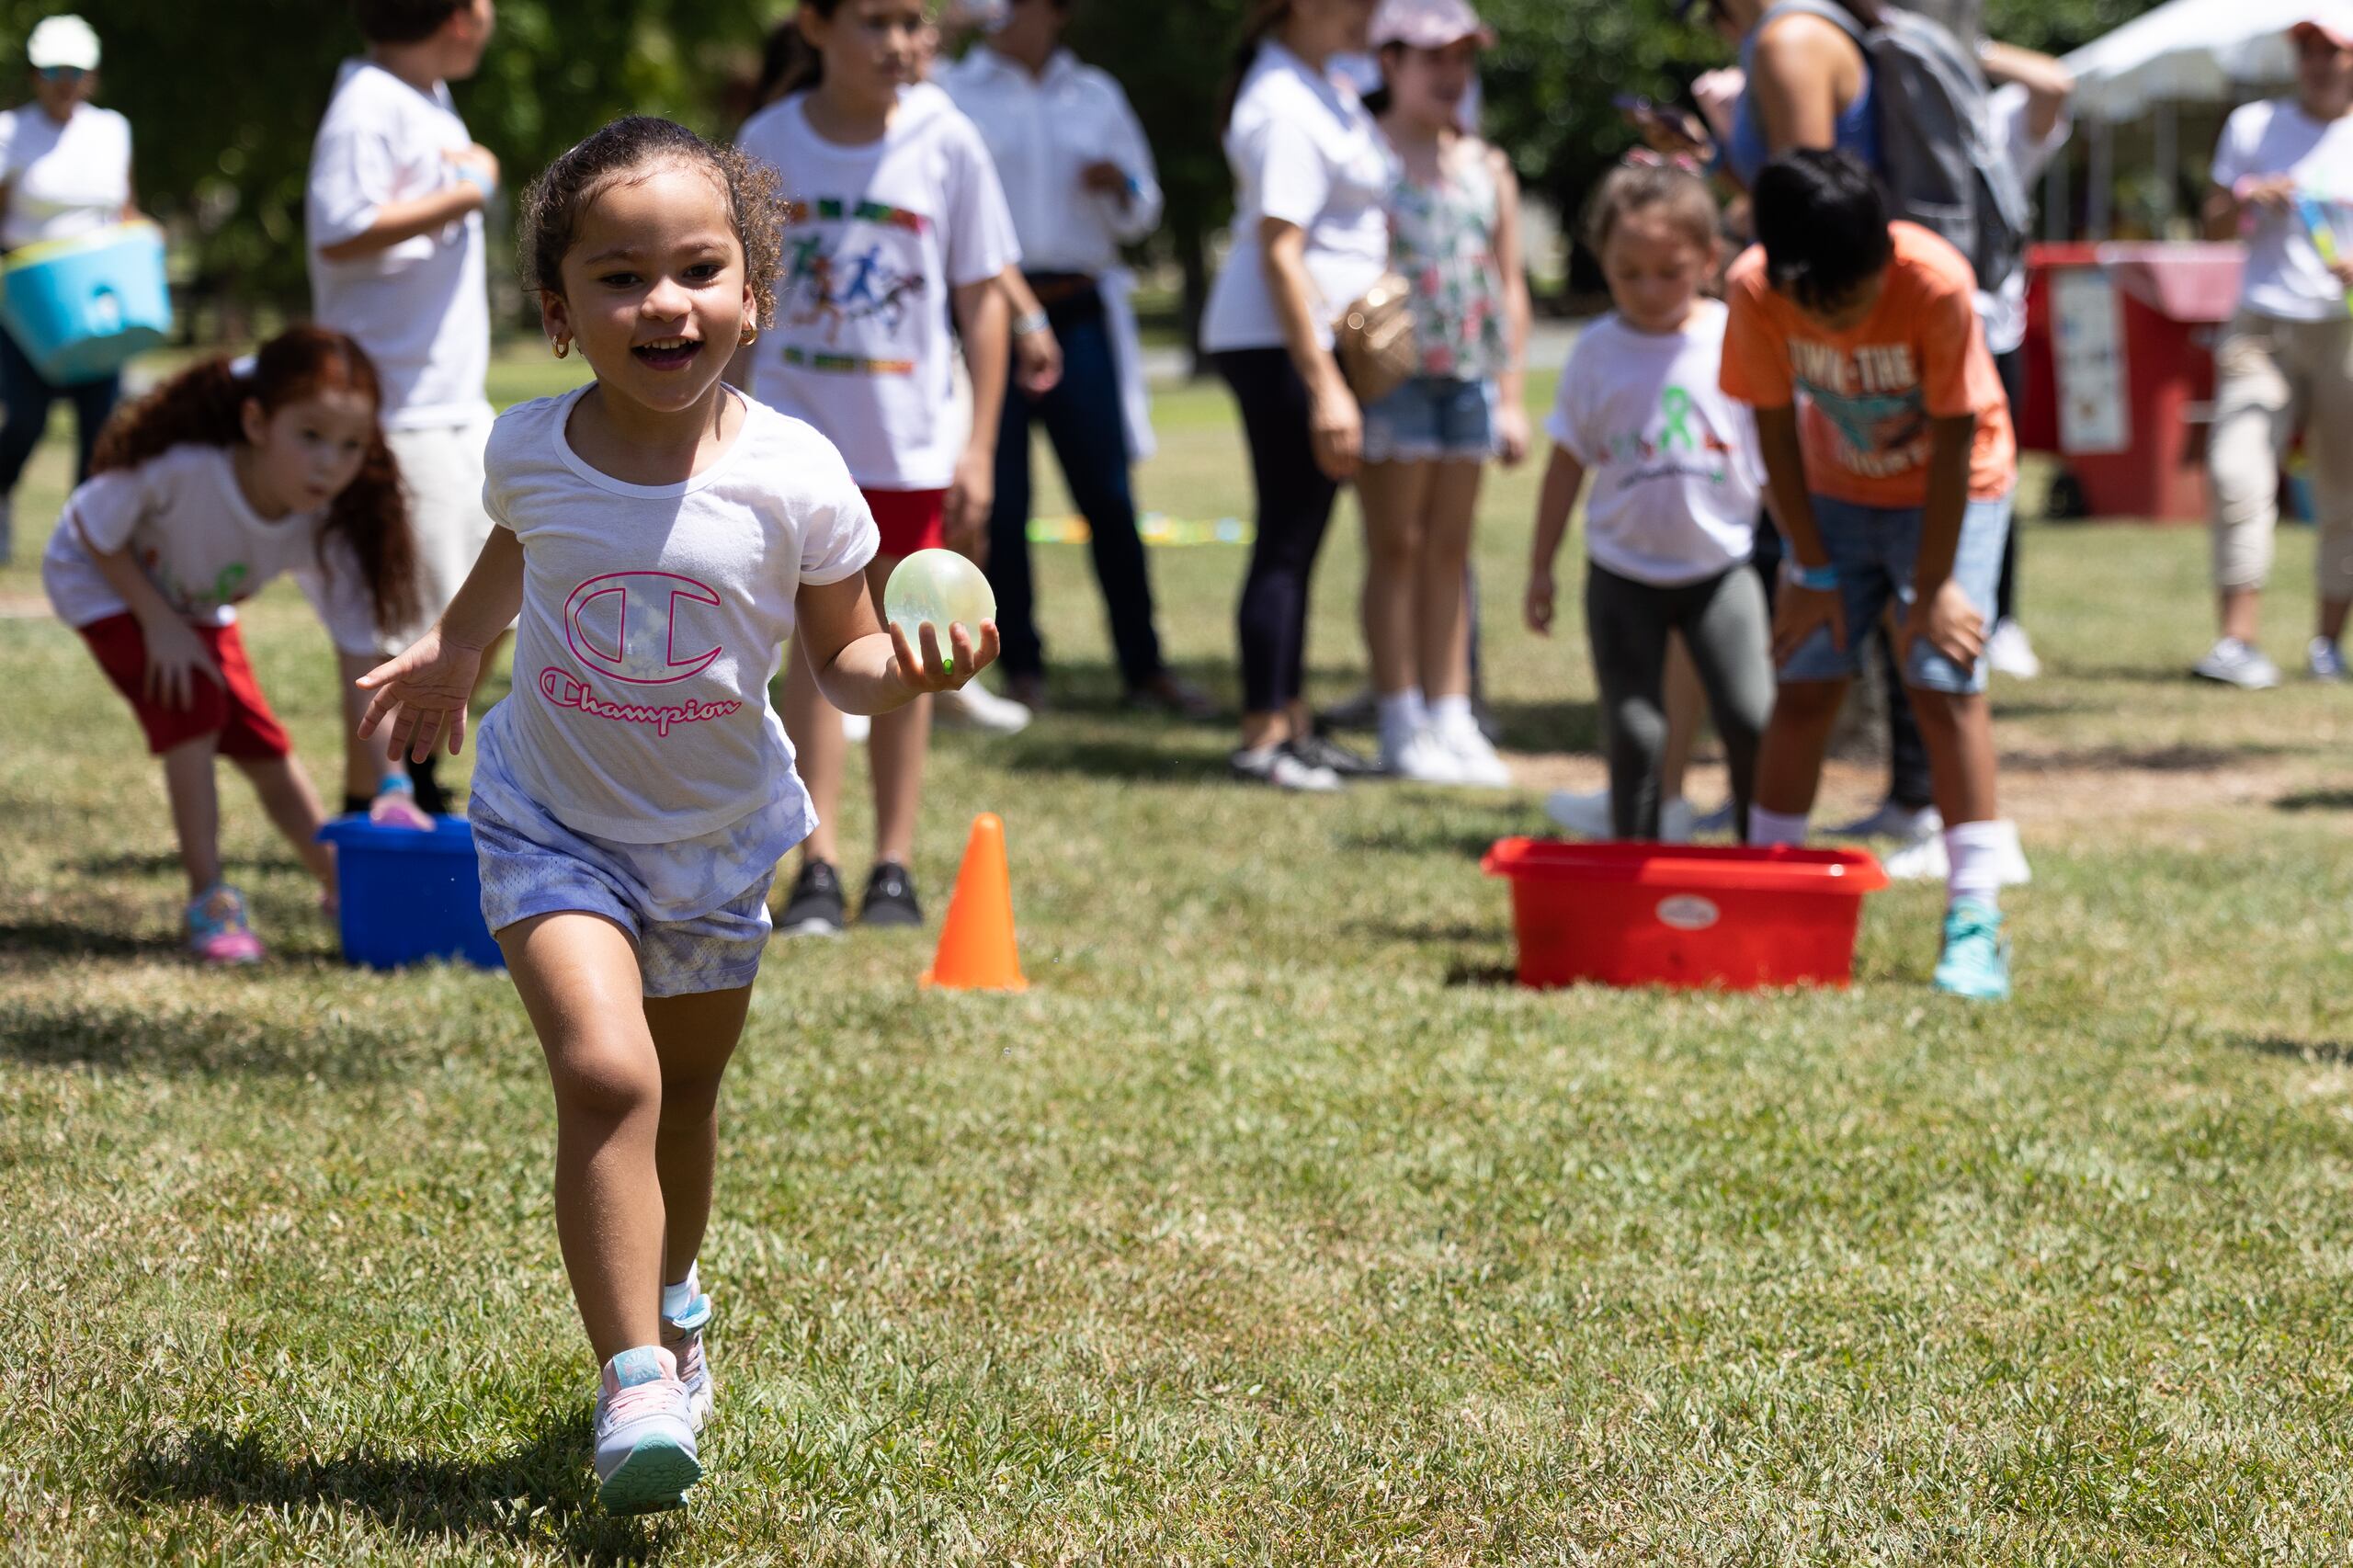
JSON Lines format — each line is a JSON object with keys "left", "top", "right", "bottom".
{"left": 519, "top": 115, "right": 787, "bottom": 331}
{"left": 90, "top": 326, "right": 419, "bottom": 635}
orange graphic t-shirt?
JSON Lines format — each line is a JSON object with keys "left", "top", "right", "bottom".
{"left": 1720, "top": 222, "right": 2015, "bottom": 509}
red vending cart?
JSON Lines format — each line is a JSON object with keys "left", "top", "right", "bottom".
{"left": 2020, "top": 243, "right": 2245, "bottom": 523}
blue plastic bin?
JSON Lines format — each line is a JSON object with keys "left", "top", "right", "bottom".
{"left": 318, "top": 814, "right": 505, "bottom": 971}
{"left": 0, "top": 221, "right": 171, "bottom": 383}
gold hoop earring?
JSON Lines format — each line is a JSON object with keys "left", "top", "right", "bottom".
{"left": 740, "top": 325, "right": 759, "bottom": 348}
{"left": 552, "top": 339, "right": 571, "bottom": 359}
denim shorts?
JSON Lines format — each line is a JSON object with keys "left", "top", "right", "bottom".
{"left": 467, "top": 724, "right": 788, "bottom": 998}
{"left": 1360, "top": 375, "right": 1495, "bottom": 463}
{"left": 1779, "top": 494, "right": 2013, "bottom": 696}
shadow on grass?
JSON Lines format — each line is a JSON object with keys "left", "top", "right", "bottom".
{"left": 2274, "top": 789, "right": 2353, "bottom": 813}
{"left": 119, "top": 1423, "right": 673, "bottom": 1563}
{"left": 2003, "top": 742, "right": 2305, "bottom": 774}
{"left": 2232, "top": 1034, "right": 2353, "bottom": 1067}
{"left": 1444, "top": 961, "right": 1521, "bottom": 989}
{"left": 76, "top": 850, "right": 296, "bottom": 879}
{"left": 0, "top": 918, "right": 182, "bottom": 960}
{"left": 998, "top": 737, "right": 1233, "bottom": 782}
{"left": 1481, "top": 700, "right": 1603, "bottom": 756}
{"left": 0, "top": 997, "right": 406, "bottom": 1080}
{"left": 1336, "top": 815, "right": 1525, "bottom": 859}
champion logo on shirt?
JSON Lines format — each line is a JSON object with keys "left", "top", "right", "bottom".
{"left": 562, "top": 572, "right": 723, "bottom": 687}
{"left": 537, "top": 669, "right": 745, "bottom": 737}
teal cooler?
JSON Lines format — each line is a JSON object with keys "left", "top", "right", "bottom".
{"left": 0, "top": 221, "right": 171, "bottom": 383}
{"left": 318, "top": 815, "right": 505, "bottom": 971}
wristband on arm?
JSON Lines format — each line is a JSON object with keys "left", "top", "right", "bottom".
{"left": 1783, "top": 561, "right": 1840, "bottom": 592}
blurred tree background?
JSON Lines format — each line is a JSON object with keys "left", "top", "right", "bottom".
{"left": 0, "top": 0, "right": 2162, "bottom": 343}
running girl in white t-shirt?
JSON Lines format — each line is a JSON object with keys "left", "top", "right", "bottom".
{"left": 736, "top": 0, "right": 1020, "bottom": 937}
{"left": 356, "top": 117, "right": 995, "bottom": 1516}
{"left": 1525, "top": 162, "right": 1773, "bottom": 842}
{"left": 41, "top": 326, "right": 419, "bottom": 965}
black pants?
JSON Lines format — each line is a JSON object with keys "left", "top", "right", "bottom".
{"left": 1994, "top": 346, "right": 2026, "bottom": 625}
{"left": 1752, "top": 511, "right": 1932, "bottom": 810}
{"left": 987, "top": 286, "right": 1166, "bottom": 689}
{"left": 1217, "top": 347, "right": 1341, "bottom": 715}
{"left": 0, "top": 323, "right": 118, "bottom": 494}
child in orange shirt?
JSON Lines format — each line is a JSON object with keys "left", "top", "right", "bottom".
{"left": 1720, "top": 149, "right": 2020, "bottom": 1002}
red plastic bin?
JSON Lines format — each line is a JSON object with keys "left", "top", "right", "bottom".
{"left": 1481, "top": 839, "right": 1890, "bottom": 991}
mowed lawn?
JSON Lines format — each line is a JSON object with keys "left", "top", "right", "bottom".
{"left": 4, "top": 352, "right": 2353, "bottom": 1564}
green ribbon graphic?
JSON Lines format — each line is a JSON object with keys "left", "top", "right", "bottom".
{"left": 1658, "top": 386, "right": 1697, "bottom": 452}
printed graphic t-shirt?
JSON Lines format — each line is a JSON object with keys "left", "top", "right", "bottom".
{"left": 738, "top": 84, "right": 1021, "bottom": 492}
{"left": 481, "top": 386, "right": 879, "bottom": 845}
{"left": 1550, "top": 302, "right": 1763, "bottom": 587}
{"left": 40, "top": 443, "right": 379, "bottom": 653}
{"left": 1721, "top": 222, "right": 2016, "bottom": 509}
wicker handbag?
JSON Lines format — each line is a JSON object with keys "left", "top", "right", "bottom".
{"left": 1334, "top": 273, "right": 1419, "bottom": 404}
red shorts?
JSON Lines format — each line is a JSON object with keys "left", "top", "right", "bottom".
{"left": 863, "top": 487, "right": 948, "bottom": 559}
{"left": 78, "top": 613, "right": 293, "bottom": 760}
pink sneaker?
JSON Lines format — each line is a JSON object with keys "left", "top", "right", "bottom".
{"left": 186, "top": 885, "right": 264, "bottom": 966}
{"left": 367, "top": 783, "right": 434, "bottom": 831}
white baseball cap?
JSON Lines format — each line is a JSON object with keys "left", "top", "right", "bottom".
{"left": 27, "top": 16, "right": 100, "bottom": 72}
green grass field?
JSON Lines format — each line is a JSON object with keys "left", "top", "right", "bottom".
{"left": 4, "top": 354, "right": 2352, "bottom": 1563}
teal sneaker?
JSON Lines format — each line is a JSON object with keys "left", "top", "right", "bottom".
{"left": 1933, "top": 900, "right": 2011, "bottom": 1001}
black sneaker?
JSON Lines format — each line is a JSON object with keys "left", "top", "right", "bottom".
{"left": 777, "top": 859, "right": 846, "bottom": 937}
{"left": 858, "top": 862, "right": 923, "bottom": 927}
{"left": 1290, "top": 731, "right": 1381, "bottom": 779}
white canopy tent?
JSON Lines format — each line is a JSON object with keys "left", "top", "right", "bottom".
{"left": 2055, "top": 0, "right": 2353, "bottom": 233}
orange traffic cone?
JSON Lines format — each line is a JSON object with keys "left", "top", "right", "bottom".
{"left": 921, "top": 812, "right": 1029, "bottom": 993}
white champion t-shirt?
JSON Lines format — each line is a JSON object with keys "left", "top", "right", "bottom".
{"left": 2212, "top": 97, "right": 2353, "bottom": 324}
{"left": 1549, "top": 302, "right": 1765, "bottom": 588}
{"left": 479, "top": 386, "right": 879, "bottom": 845}
{"left": 0, "top": 102, "right": 131, "bottom": 251}
{"left": 739, "top": 84, "right": 1021, "bottom": 492}
{"left": 1201, "top": 41, "right": 1391, "bottom": 354}
{"left": 40, "top": 443, "right": 379, "bottom": 653}
{"left": 305, "top": 61, "right": 492, "bottom": 428}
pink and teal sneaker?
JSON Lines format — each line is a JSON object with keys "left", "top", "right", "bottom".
{"left": 592, "top": 1346, "right": 700, "bottom": 1514}
{"left": 186, "top": 885, "right": 264, "bottom": 966}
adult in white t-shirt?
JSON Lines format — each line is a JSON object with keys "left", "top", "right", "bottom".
{"left": 2198, "top": 15, "right": 2353, "bottom": 690}
{"left": 1203, "top": 0, "right": 1388, "bottom": 792}
{"left": 0, "top": 15, "right": 134, "bottom": 562}
{"left": 304, "top": 0, "right": 499, "bottom": 811}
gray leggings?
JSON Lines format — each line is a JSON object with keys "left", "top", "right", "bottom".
{"left": 1585, "top": 561, "right": 1776, "bottom": 841}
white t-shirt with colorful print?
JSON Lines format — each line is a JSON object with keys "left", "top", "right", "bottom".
{"left": 738, "top": 85, "right": 1021, "bottom": 492}
{"left": 478, "top": 386, "right": 879, "bottom": 846}
{"left": 41, "top": 443, "right": 380, "bottom": 653}
{"left": 1549, "top": 301, "right": 1764, "bottom": 587}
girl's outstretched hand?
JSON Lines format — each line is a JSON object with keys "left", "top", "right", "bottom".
{"left": 890, "top": 619, "right": 1000, "bottom": 696}
{"left": 356, "top": 628, "right": 485, "bottom": 762}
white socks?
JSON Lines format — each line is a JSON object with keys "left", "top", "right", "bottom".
{"left": 662, "top": 1263, "right": 699, "bottom": 1321}
{"left": 1378, "top": 688, "right": 1427, "bottom": 754}
{"left": 1944, "top": 820, "right": 2015, "bottom": 912}
{"left": 1427, "top": 692, "right": 1477, "bottom": 741}
{"left": 1749, "top": 807, "right": 1811, "bottom": 847}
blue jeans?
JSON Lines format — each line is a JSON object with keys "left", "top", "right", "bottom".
{"left": 1360, "top": 375, "right": 1495, "bottom": 464}
{"left": 1779, "top": 494, "right": 2014, "bottom": 696}
{"left": 987, "top": 293, "right": 1165, "bottom": 688}
{"left": 0, "top": 323, "right": 119, "bottom": 494}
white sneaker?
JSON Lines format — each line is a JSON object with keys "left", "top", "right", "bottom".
{"left": 937, "top": 680, "right": 1033, "bottom": 734}
{"left": 1382, "top": 724, "right": 1465, "bottom": 784}
{"left": 840, "top": 711, "right": 871, "bottom": 744}
{"left": 592, "top": 1346, "right": 700, "bottom": 1514}
{"left": 1437, "top": 721, "right": 1512, "bottom": 789}
{"left": 2309, "top": 637, "right": 2347, "bottom": 683}
{"left": 1545, "top": 788, "right": 1613, "bottom": 838}
{"left": 1881, "top": 827, "right": 2033, "bottom": 886}
{"left": 1659, "top": 797, "right": 1695, "bottom": 845}
{"left": 1986, "top": 619, "right": 2042, "bottom": 679}
{"left": 2191, "top": 638, "right": 2280, "bottom": 690}
{"left": 1829, "top": 800, "right": 1943, "bottom": 840}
